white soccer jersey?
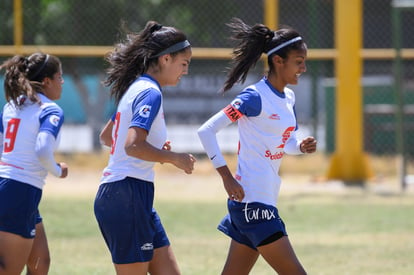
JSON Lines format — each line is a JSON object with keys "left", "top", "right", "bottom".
{"left": 101, "top": 74, "right": 167, "bottom": 184}
{"left": 234, "top": 79, "right": 302, "bottom": 206}
{"left": 0, "top": 93, "right": 64, "bottom": 189}
{"left": 198, "top": 77, "right": 303, "bottom": 206}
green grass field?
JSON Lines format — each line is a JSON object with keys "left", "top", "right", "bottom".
{"left": 34, "top": 154, "right": 414, "bottom": 274}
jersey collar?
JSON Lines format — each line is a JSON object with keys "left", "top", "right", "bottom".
{"left": 140, "top": 74, "right": 162, "bottom": 91}
{"left": 263, "top": 77, "right": 285, "bottom": 99}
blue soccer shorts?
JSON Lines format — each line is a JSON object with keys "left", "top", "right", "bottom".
{"left": 94, "top": 177, "right": 170, "bottom": 264}
{"left": 0, "top": 178, "right": 42, "bottom": 238}
{"left": 218, "top": 199, "right": 287, "bottom": 250}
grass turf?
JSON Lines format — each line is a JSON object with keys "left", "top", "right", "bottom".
{"left": 37, "top": 192, "right": 414, "bottom": 275}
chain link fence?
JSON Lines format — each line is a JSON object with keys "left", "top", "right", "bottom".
{"left": 1, "top": 0, "right": 413, "bottom": 178}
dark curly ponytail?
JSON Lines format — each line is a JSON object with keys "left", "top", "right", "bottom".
{"left": 222, "top": 18, "right": 305, "bottom": 93}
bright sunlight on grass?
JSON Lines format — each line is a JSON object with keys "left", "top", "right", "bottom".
{"left": 36, "top": 154, "right": 414, "bottom": 274}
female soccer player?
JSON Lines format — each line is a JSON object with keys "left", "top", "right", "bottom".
{"left": 0, "top": 53, "right": 68, "bottom": 275}
{"left": 94, "top": 21, "right": 196, "bottom": 275}
{"left": 198, "top": 18, "right": 317, "bottom": 275}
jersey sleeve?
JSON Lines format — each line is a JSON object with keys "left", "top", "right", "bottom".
{"left": 283, "top": 130, "right": 303, "bottom": 155}
{"left": 39, "top": 104, "right": 64, "bottom": 138}
{"left": 35, "top": 131, "right": 62, "bottom": 177}
{"left": 198, "top": 111, "right": 233, "bottom": 168}
{"left": 130, "top": 88, "right": 162, "bottom": 131}
{"left": 222, "top": 88, "right": 261, "bottom": 122}
{"left": 0, "top": 112, "right": 3, "bottom": 157}
{"left": 110, "top": 112, "right": 116, "bottom": 122}
{"left": 0, "top": 112, "right": 3, "bottom": 134}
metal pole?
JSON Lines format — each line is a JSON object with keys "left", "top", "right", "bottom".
{"left": 264, "top": 0, "right": 278, "bottom": 30}
{"left": 391, "top": 0, "right": 411, "bottom": 191}
{"left": 327, "top": 0, "right": 373, "bottom": 183}
{"left": 308, "top": 0, "right": 320, "bottom": 137}
{"left": 13, "top": 0, "right": 23, "bottom": 53}
{"left": 263, "top": 0, "right": 279, "bottom": 73}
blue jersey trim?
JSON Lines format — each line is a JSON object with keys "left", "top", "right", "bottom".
{"left": 233, "top": 88, "right": 262, "bottom": 117}
{"left": 38, "top": 105, "right": 64, "bottom": 138}
{"left": 293, "top": 105, "right": 298, "bottom": 130}
{"left": 130, "top": 88, "right": 162, "bottom": 131}
{"left": 0, "top": 112, "right": 3, "bottom": 133}
{"left": 264, "top": 78, "right": 285, "bottom": 98}
{"left": 140, "top": 74, "right": 162, "bottom": 91}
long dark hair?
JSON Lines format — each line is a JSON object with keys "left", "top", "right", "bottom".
{"left": 104, "top": 21, "right": 189, "bottom": 105}
{"left": 0, "top": 53, "right": 61, "bottom": 106}
{"left": 222, "top": 18, "right": 305, "bottom": 93}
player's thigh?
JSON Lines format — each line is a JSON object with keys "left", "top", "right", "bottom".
{"left": 114, "top": 262, "right": 150, "bottom": 275}
{"left": 257, "top": 236, "right": 306, "bottom": 275}
{"left": 148, "top": 245, "right": 180, "bottom": 275}
{"left": 221, "top": 240, "right": 259, "bottom": 275}
{"left": 0, "top": 231, "right": 33, "bottom": 275}
{"left": 26, "top": 222, "right": 50, "bottom": 275}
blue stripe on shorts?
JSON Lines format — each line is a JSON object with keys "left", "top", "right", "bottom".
{"left": 94, "top": 177, "right": 170, "bottom": 264}
{"left": 0, "top": 177, "right": 42, "bottom": 238}
{"left": 218, "top": 200, "right": 287, "bottom": 250}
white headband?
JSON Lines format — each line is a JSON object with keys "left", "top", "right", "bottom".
{"left": 266, "top": 37, "right": 302, "bottom": 56}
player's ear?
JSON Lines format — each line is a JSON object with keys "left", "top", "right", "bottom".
{"left": 273, "top": 55, "right": 284, "bottom": 65}
{"left": 42, "top": 77, "right": 50, "bottom": 86}
{"left": 159, "top": 54, "right": 170, "bottom": 65}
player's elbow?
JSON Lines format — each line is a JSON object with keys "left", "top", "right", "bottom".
{"left": 124, "top": 142, "right": 145, "bottom": 159}
{"left": 124, "top": 143, "right": 136, "bottom": 157}
{"left": 99, "top": 132, "right": 112, "bottom": 147}
{"left": 197, "top": 125, "right": 210, "bottom": 141}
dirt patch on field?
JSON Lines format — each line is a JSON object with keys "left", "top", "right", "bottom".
{"left": 43, "top": 152, "right": 413, "bottom": 200}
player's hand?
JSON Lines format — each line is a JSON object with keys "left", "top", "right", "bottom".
{"left": 162, "top": 140, "right": 171, "bottom": 151}
{"left": 58, "top": 162, "right": 68, "bottom": 178}
{"left": 223, "top": 176, "right": 245, "bottom": 201}
{"left": 300, "top": 136, "right": 317, "bottom": 154}
{"left": 173, "top": 153, "right": 196, "bottom": 174}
